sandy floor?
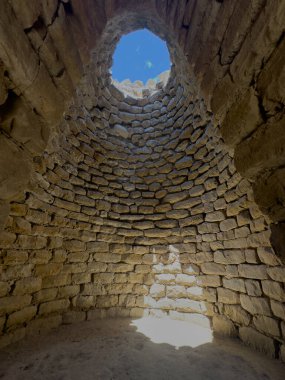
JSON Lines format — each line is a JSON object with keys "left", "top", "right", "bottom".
{"left": 0, "top": 318, "right": 284, "bottom": 380}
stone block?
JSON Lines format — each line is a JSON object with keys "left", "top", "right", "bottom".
{"left": 35, "top": 263, "right": 63, "bottom": 277}
{"left": 34, "top": 288, "right": 58, "bottom": 303}
{"left": 253, "top": 315, "right": 280, "bottom": 337}
{"left": 213, "top": 315, "right": 237, "bottom": 337}
{"left": 7, "top": 306, "right": 37, "bottom": 328}
{"left": 201, "top": 262, "right": 226, "bottom": 275}
{"left": 221, "top": 88, "right": 262, "bottom": 147}
{"left": 13, "top": 277, "right": 42, "bottom": 295}
{"left": 63, "top": 240, "right": 86, "bottom": 252}
{"left": 73, "top": 295, "right": 95, "bottom": 309}
{"left": 42, "top": 273, "right": 71, "bottom": 289}
{"left": 220, "top": 219, "right": 237, "bottom": 231}
{"left": 267, "top": 267, "right": 285, "bottom": 282}
{"left": 271, "top": 300, "right": 285, "bottom": 321}
{"left": 196, "top": 275, "right": 221, "bottom": 287}
{"left": 72, "top": 273, "right": 91, "bottom": 284}
{"left": 223, "top": 278, "right": 246, "bottom": 293}
{"left": 58, "top": 285, "right": 80, "bottom": 298}
{"left": 0, "top": 136, "right": 31, "bottom": 201}
{"left": 245, "top": 280, "right": 262, "bottom": 296}
{"left": 224, "top": 238, "right": 247, "bottom": 249}
{"left": 0, "top": 295, "right": 32, "bottom": 316}
{"left": 239, "top": 327, "right": 275, "bottom": 357}
{"left": 238, "top": 264, "right": 268, "bottom": 279}
{"left": 224, "top": 305, "right": 251, "bottom": 326}
{"left": 240, "top": 294, "right": 271, "bottom": 316}
{"left": 0, "top": 282, "right": 10, "bottom": 297}
{"left": 262, "top": 280, "right": 285, "bottom": 302}
{"left": 63, "top": 311, "right": 86, "bottom": 324}
{"left": 257, "top": 247, "right": 281, "bottom": 266}
{"left": 176, "top": 274, "right": 196, "bottom": 286}
{"left": 155, "top": 274, "right": 175, "bottom": 284}
{"left": 96, "top": 295, "right": 118, "bottom": 308}
{"left": 205, "top": 211, "right": 225, "bottom": 222}
{"left": 217, "top": 288, "right": 240, "bottom": 304}
{"left": 214, "top": 250, "right": 245, "bottom": 264}
{"left": 39, "top": 299, "right": 70, "bottom": 315}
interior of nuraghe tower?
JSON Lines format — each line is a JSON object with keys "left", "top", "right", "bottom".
{"left": 0, "top": 1, "right": 285, "bottom": 378}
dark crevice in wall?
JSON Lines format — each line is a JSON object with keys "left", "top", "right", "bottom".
{"left": 62, "top": 1, "right": 73, "bottom": 16}
{"left": 270, "top": 222, "right": 285, "bottom": 264}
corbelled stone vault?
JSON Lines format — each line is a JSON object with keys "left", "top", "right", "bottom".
{"left": 0, "top": 0, "right": 285, "bottom": 363}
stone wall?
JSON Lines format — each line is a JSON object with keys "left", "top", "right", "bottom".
{"left": 1, "top": 34, "right": 285, "bottom": 359}
{"left": 0, "top": 0, "right": 284, "bottom": 362}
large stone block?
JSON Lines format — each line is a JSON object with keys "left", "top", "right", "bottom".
{"left": 238, "top": 264, "right": 268, "bottom": 280}
{"left": 224, "top": 305, "right": 251, "bottom": 326}
{"left": 7, "top": 306, "right": 37, "bottom": 328}
{"left": 253, "top": 315, "right": 280, "bottom": 337}
{"left": 39, "top": 299, "right": 70, "bottom": 315}
{"left": 212, "top": 314, "right": 237, "bottom": 337}
{"left": 0, "top": 295, "right": 32, "bottom": 316}
{"left": 240, "top": 294, "right": 271, "bottom": 316}
{"left": 217, "top": 288, "right": 240, "bottom": 304}
{"left": 239, "top": 327, "right": 275, "bottom": 357}
{"left": 0, "top": 136, "right": 31, "bottom": 201}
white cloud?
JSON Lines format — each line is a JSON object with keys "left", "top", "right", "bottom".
{"left": 145, "top": 60, "right": 153, "bottom": 69}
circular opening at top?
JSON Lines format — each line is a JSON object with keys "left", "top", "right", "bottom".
{"left": 111, "top": 29, "right": 171, "bottom": 98}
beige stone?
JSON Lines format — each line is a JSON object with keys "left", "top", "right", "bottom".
{"left": 218, "top": 288, "right": 240, "bottom": 304}
{"left": 213, "top": 315, "right": 237, "bottom": 337}
{"left": 239, "top": 327, "right": 275, "bottom": 357}
{"left": 240, "top": 295, "right": 271, "bottom": 316}
{"left": 7, "top": 306, "right": 37, "bottom": 328}
{"left": 253, "top": 315, "right": 280, "bottom": 337}
{"left": 238, "top": 264, "right": 268, "bottom": 280}
{"left": 224, "top": 305, "right": 251, "bottom": 326}
{"left": 39, "top": 299, "right": 70, "bottom": 315}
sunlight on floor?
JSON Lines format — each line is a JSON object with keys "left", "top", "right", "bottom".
{"left": 131, "top": 316, "right": 213, "bottom": 349}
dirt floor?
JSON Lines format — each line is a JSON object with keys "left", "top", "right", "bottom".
{"left": 0, "top": 317, "right": 284, "bottom": 380}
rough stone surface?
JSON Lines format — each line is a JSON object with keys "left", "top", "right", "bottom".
{"left": 0, "top": 0, "right": 284, "bottom": 362}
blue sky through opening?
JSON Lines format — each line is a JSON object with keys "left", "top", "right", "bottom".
{"left": 111, "top": 29, "right": 171, "bottom": 84}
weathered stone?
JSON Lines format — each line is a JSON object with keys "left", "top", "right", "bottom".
{"left": 270, "top": 300, "right": 285, "bottom": 321}
{"left": 0, "top": 295, "right": 32, "bottom": 316}
{"left": 214, "top": 250, "right": 245, "bottom": 264}
{"left": 13, "top": 277, "right": 42, "bottom": 295}
{"left": 224, "top": 305, "right": 251, "bottom": 326}
{"left": 213, "top": 315, "right": 237, "bottom": 337}
{"left": 217, "top": 288, "right": 240, "bottom": 304}
{"left": 201, "top": 263, "right": 226, "bottom": 275}
{"left": 240, "top": 295, "right": 271, "bottom": 316}
{"left": 267, "top": 267, "right": 285, "bottom": 282}
{"left": 253, "top": 315, "right": 280, "bottom": 337}
{"left": 238, "top": 264, "right": 268, "bottom": 280}
{"left": 0, "top": 0, "right": 284, "bottom": 355}
{"left": 196, "top": 275, "right": 221, "bottom": 288}
{"left": 262, "top": 280, "right": 285, "bottom": 302}
{"left": 113, "top": 125, "right": 129, "bottom": 138}
{"left": 7, "top": 306, "right": 37, "bottom": 328}
{"left": 239, "top": 327, "right": 275, "bottom": 357}
{"left": 245, "top": 280, "right": 262, "bottom": 297}
{"left": 39, "top": 299, "right": 70, "bottom": 315}
{"left": 223, "top": 278, "right": 246, "bottom": 293}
